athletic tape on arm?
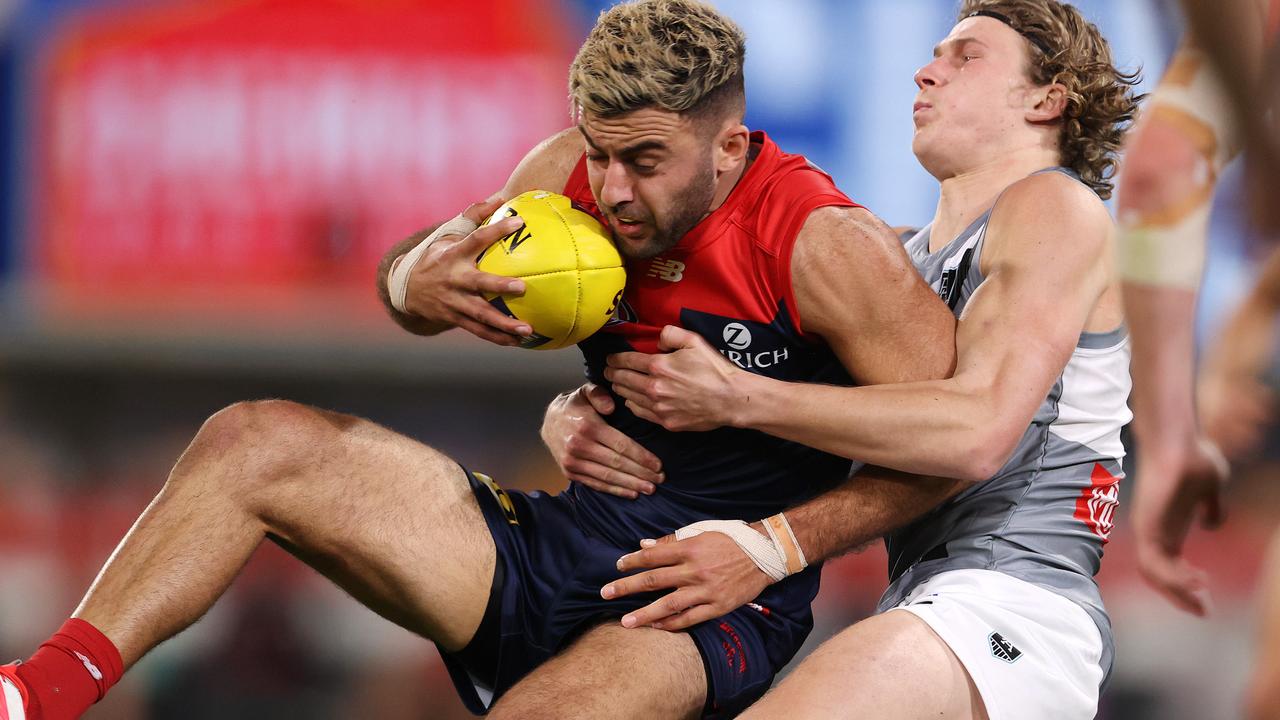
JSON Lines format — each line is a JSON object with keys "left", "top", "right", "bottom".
{"left": 1118, "top": 48, "right": 1239, "bottom": 290}
{"left": 387, "top": 214, "right": 480, "bottom": 314}
{"left": 673, "top": 513, "right": 808, "bottom": 582}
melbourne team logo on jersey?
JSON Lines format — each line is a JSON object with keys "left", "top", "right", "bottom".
{"left": 1074, "top": 463, "right": 1120, "bottom": 543}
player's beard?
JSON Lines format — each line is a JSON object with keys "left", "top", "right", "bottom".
{"left": 619, "top": 161, "right": 717, "bottom": 260}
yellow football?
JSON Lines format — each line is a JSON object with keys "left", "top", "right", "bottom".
{"left": 478, "top": 190, "right": 626, "bottom": 350}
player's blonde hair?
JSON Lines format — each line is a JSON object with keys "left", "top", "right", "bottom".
{"left": 569, "top": 0, "right": 746, "bottom": 128}
{"left": 960, "top": 0, "right": 1143, "bottom": 199}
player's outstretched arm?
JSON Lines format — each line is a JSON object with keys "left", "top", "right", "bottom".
{"left": 376, "top": 128, "right": 583, "bottom": 342}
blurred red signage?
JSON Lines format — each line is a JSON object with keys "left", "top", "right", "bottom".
{"left": 33, "top": 0, "right": 575, "bottom": 323}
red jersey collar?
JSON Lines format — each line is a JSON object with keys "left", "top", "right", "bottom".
{"left": 672, "top": 130, "right": 777, "bottom": 253}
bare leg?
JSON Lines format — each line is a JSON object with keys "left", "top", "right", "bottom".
{"left": 73, "top": 399, "right": 496, "bottom": 668}
{"left": 741, "top": 611, "right": 987, "bottom": 720}
{"left": 489, "top": 624, "right": 706, "bottom": 720}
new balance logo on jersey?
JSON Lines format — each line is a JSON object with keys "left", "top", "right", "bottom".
{"left": 647, "top": 258, "right": 685, "bottom": 282}
{"left": 988, "top": 632, "right": 1023, "bottom": 663}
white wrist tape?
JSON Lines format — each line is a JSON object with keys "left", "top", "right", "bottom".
{"left": 674, "top": 514, "right": 807, "bottom": 582}
{"left": 387, "top": 214, "right": 480, "bottom": 314}
{"left": 762, "top": 512, "right": 808, "bottom": 575}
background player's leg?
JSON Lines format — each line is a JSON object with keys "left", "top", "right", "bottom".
{"left": 740, "top": 611, "right": 987, "bottom": 720}
{"left": 74, "top": 399, "right": 496, "bottom": 668}
{"left": 488, "top": 624, "right": 706, "bottom": 720}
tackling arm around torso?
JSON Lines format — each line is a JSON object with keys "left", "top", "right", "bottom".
{"left": 735, "top": 172, "right": 1116, "bottom": 483}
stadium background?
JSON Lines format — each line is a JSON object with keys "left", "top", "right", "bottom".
{"left": 0, "top": 0, "right": 1271, "bottom": 717}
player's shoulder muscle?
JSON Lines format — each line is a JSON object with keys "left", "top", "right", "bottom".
{"left": 983, "top": 171, "right": 1110, "bottom": 269}
{"left": 792, "top": 205, "right": 955, "bottom": 382}
{"left": 793, "top": 205, "right": 912, "bottom": 289}
{"left": 500, "top": 127, "right": 584, "bottom": 200}
{"left": 791, "top": 205, "right": 927, "bottom": 329}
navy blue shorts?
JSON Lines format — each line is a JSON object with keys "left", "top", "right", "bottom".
{"left": 440, "top": 468, "right": 819, "bottom": 718}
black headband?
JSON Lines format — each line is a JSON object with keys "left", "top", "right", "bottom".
{"left": 967, "top": 10, "right": 1054, "bottom": 56}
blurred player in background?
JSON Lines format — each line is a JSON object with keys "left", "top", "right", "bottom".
{"left": 1118, "top": 0, "right": 1277, "bottom": 619}
{"left": 545, "top": 1, "right": 1140, "bottom": 718}
{"left": 0, "top": 1, "right": 970, "bottom": 718}
{"left": 1117, "top": 0, "right": 1280, "bottom": 717}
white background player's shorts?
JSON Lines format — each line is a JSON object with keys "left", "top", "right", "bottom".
{"left": 888, "top": 569, "right": 1105, "bottom": 720}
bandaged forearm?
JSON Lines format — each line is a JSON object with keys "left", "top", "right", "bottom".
{"left": 387, "top": 214, "right": 480, "bottom": 314}
{"left": 1118, "top": 51, "right": 1240, "bottom": 290}
{"left": 674, "top": 514, "right": 808, "bottom": 582}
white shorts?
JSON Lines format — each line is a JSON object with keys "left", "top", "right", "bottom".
{"left": 888, "top": 569, "right": 1105, "bottom": 720}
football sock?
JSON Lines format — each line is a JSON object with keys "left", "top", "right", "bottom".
{"left": 15, "top": 619, "right": 123, "bottom": 720}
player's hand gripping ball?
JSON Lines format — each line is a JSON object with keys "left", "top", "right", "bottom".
{"left": 478, "top": 191, "right": 626, "bottom": 349}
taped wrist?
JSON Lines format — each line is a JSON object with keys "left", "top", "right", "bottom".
{"left": 673, "top": 513, "right": 808, "bottom": 582}
{"left": 387, "top": 214, "right": 480, "bottom": 314}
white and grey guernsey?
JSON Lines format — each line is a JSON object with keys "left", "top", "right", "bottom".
{"left": 880, "top": 168, "right": 1131, "bottom": 679}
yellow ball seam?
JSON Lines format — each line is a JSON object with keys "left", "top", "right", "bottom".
{"left": 545, "top": 196, "right": 585, "bottom": 343}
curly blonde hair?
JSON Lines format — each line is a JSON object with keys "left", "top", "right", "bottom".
{"left": 569, "top": 0, "right": 746, "bottom": 128}
{"left": 960, "top": 0, "right": 1143, "bottom": 199}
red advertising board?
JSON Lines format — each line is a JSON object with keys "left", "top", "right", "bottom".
{"left": 33, "top": 0, "right": 576, "bottom": 327}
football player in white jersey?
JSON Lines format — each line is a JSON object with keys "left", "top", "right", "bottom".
{"left": 544, "top": 1, "right": 1140, "bottom": 718}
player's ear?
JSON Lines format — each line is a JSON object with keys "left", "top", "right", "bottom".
{"left": 714, "top": 122, "right": 750, "bottom": 175}
{"left": 1027, "top": 82, "right": 1068, "bottom": 123}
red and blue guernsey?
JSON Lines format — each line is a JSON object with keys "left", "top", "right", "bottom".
{"left": 444, "top": 132, "right": 863, "bottom": 718}
{"left": 565, "top": 131, "right": 859, "bottom": 541}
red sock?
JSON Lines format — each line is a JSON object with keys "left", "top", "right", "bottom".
{"left": 15, "top": 619, "right": 123, "bottom": 720}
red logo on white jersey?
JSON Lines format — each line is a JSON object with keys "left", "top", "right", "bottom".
{"left": 1074, "top": 463, "right": 1119, "bottom": 543}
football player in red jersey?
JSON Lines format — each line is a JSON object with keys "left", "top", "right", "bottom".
{"left": 0, "top": 2, "right": 963, "bottom": 719}
{"left": 547, "top": 1, "right": 1141, "bottom": 718}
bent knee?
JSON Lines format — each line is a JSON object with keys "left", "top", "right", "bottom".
{"left": 1118, "top": 119, "right": 1214, "bottom": 215}
{"left": 182, "top": 400, "right": 345, "bottom": 488}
